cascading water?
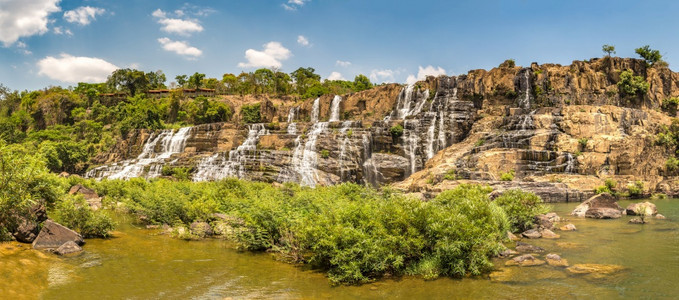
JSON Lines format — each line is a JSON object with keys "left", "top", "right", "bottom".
{"left": 286, "top": 107, "right": 299, "bottom": 135}
{"left": 404, "top": 119, "right": 420, "bottom": 175}
{"left": 310, "top": 98, "right": 320, "bottom": 123}
{"left": 425, "top": 112, "right": 438, "bottom": 160}
{"left": 329, "top": 95, "right": 342, "bottom": 122}
{"left": 564, "top": 153, "right": 576, "bottom": 174}
{"left": 193, "top": 124, "right": 269, "bottom": 181}
{"left": 293, "top": 122, "right": 328, "bottom": 187}
{"left": 518, "top": 70, "right": 535, "bottom": 132}
{"left": 361, "top": 132, "right": 381, "bottom": 186}
{"left": 338, "top": 121, "right": 353, "bottom": 180}
{"left": 87, "top": 127, "right": 193, "bottom": 180}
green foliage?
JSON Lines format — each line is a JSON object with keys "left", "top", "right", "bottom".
{"left": 87, "top": 180, "right": 524, "bottom": 284}
{"left": 666, "top": 157, "right": 679, "bottom": 172}
{"left": 594, "top": 185, "right": 612, "bottom": 194}
{"left": 52, "top": 195, "right": 115, "bottom": 238}
{"left": 627, "top": 181, "right": 644, "bottom": 198}
{"left": 499, "top": 59, "right": 516, "bottom": 68}
{"left": 595, "top": 179, "right": 617, "bottom": 194}
{"left": 635, "top": 45, "right": 663, "bottom": 66}
{"left": 390, "top": 124, "right": 404, "bottom": 138}
{"left": 352, "top": 74, "right": 373, "bottom": 92}
{"left": 443, "top": 169, "right": 458, "bottom": 180}
{"left": 475, "top": 138, "right": 485, "bottom": 147}
{"left": 602, "top": 44, "right": 616, "bottom": 57}
{"left": 578, "top": 137, "right": 588, "bottom": 149}
{"left": 662, "top": 97, "right": 679, "bottom": 115}
{"left": 241, "top": 103, "right": 261, "bottom": 123}
{"left": 320, "top": 149, "right": 330, "bottom": 159}
{"left": 499, "top": 170, "right": 515, "bottom": 181}
{"left": 494, "top": 189, "right": 549, "bottom": 232}
{"left": 617, "top": 70, "right": 649, "bottom": 97}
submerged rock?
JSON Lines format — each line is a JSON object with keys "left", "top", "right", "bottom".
{"left": 625, "top": 201, "right": 658, "bottom": 216}
{"left": 566, "top": 264, "right": 625, "bottom": 278}
{"left": 534, "top": 213, "right": 560, "bottom": 229}
{"left": 515, "top": 242, "right": 545, "bottom": 253}
{"left": 655, "top": 214, "right": 666, "bottom": 220}
{"left": 628, "top": 218, "right": 645, "bottom": 224}
{"left": 505, "top": 254, "right": 546, "bottom": 267}
{"left": 559, "top": 223, "right": 577, "bottom": 231}
{"left": 32, "top": 220, "right": 84, "bottom": 250}
{"left": 55, "top": 241, "right": 83, "bottom": 255}
{"left": 540, "top": 229, "right": 560, "bottom": 239}
{"left": 545, "top": 253, "right": 569, "bottom": 267}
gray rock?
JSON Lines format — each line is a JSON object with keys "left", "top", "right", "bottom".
{"left": 559, "top": 223, "right": 577, "bottom": 231}
{"left": 572, "top": 193, "right": 623, "bottom": 217}
{"left": 69, "top": 184, "right": 102, "bottom": 210}
{"left": 32, "top": 220, "right": 84, "bottom": 250}
{"left": 515, "top": 242, "right": 545, "bottom": 253}
{"left": 55, "top": 241, "right": 83, "bottom": 255}
{"left": 585, "top": 207, "right": 622, "bottom": 219}
{"left": 626, "top": 201, "right": 657, "bottom": 216}
{"left": 540, "top": 229, "right": 560, "bottom": 239}
{"left": 12, "top": 218, "right": 40, "bottom": 243}
{"left": 521, "top": 229, "right": 542, "bottom": 239}
{"left": 189, "top": 221, "right": 213, "bottom": 237}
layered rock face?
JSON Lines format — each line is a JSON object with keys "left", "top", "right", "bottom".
{"left": 87, "top": 57, "right": 679, "bottom": 201}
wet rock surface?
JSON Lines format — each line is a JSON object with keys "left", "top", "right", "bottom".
{"left": 32, "top": 220, "right": 84, "bottom": 250}
{"left": 505, "top": 254, "right": 546, "bottom": 267}
{"left": 55, "top": 241, "right": 83, "bottom": 255}
{"left": 626, "top": 201, "right": 658, "bottom": 216}
{"left": 515, "top": 242, "right": 545, "bottom": 253}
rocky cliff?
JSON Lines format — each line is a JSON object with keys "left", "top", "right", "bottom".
{"left": 87, "top": 57, "right": 679, "bottom": 201}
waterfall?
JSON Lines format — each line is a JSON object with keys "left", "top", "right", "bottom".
{"left": 310, "top": 98, "right": 320, "bottom": 123}
{"left": 395, "top": 84, "right": 415, "bottom": 119}
{"left": 87, "top": 127, "right": 193, "bottom": 180}
{"left": 404, "top": 119, "right": 420, "bottom": 175}
{"left": 293, "top": 122, "right": 328, "bottom": 187}
{"left": 286, "top": 107, "right": 299, "bottom": 135}
{"left": 193, "top": 124, "right": 269, "bottom": 181}
{"left": 361, "top": 132, "right": 381, "bottom": 186}
{"left": 338, "top": 121, "right": 353, "bottom": 180}
{"left": 425, "top": 112, "right": 438, "bottom": 160}
{"left": 329, "top": 95, "right": 342, "bottom": 122}
{"left": 564, "top": 153, "right": 576, "bottom": 174}
{"left": 519, "top": 70, "right": 532, "bottom": 109}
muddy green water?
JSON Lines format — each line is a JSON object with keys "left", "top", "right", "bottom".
{"left": 2, "top": 199, "right": 678, "bottom": 299}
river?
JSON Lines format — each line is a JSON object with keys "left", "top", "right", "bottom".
{"left": 1, "top": 199, "right": 678, "bottom": 299}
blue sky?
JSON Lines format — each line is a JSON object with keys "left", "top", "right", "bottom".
{"left": 1, "top": 0, "right": 678, "bottom": 91}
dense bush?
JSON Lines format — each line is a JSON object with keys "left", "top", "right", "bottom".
{"left": 499, "top": 170, "right": 515, "bottom": 181}
{"left": 86, "top": 179, "right": 549, "bottom": 284}
{"left": 617, "top": 70, "right": 649, "bottom": 97}
{"left": 241, "top": 103, "right": 261, "bottom": 123}
{"left": 51, "top": 195, "right": 115, "bottom": 238}
{"left": 390, "top": 124, "right": 404, "bottom": 138}
{"left": 494, "top": 189, "right": 549, "bottom": 232}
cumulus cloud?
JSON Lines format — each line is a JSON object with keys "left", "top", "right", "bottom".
{"left": 327, "top": 72, "right": 345, "bottom": 81}
{"left": 16, "top": 41, "right": 32, "bottom": 55}
{"left": 283, "top": 0, "right": 310, "bottom": 11}
{"left": 406, "top": 65, "right": 447, "bottom": 84}
{"left": 153, "top": 9, "right": 203, "bottom": 36}
{"left": 53, "top": 26, "right": 73, "bottom": 36}
{"left": 64, "top": 6, "right": 105, "bottom": 25}
{"left": 158, "top": 37, "right": 202, "bottom": 58}
{"left": 0, "top": 0, "right": 61, "bottom": 46}
{"left": 297, "top": 35, "right": 310, "bottom": 47}
{"left": 370, "top": 69, "right": 398, "bottom": 83}
{"left": 37, "top": 53, "right": 119, "bottom": 83}
{"left": 238, "top": 42, "right": 292, "bottom": 69}
{"left": 336, "top": 60, "right": 351, "bottom": 67}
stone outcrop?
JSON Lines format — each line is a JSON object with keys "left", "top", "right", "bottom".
{"left": 69, "top": 184, "right": 102, "bottom": 210}
{"left": 626, "top": 201, "right": 658, "bottom": 216}
{"left": 505, "top": 254, "right": 546, "bottom": 267}
{"left": 515, "top": 242, "right": 545, "bottom": 253}
{"left": 572, "top": 193, "right": 623, "bottom": 218}
{"left": 11, "top": 203, "right": 47, "bottom": 243}
{"left": 32, "top": 220, "right": 84, "bottom": 250}
{"left": 85, "top": 57, "right": 679, "bottom": 201}
{"left": 545, "top": 253, "right": 569, "bottom": 267}
{"left": 55, "top": 241, "right": 83, "bottom": 255}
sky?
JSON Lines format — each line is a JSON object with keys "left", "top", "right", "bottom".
{"left": 1, "top": 0, "right": 679, "bottom": 91}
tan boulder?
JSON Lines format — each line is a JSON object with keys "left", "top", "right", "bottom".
{"left": 625, "top": 201, "right": 658, "bottom": 216}
{"left": 505, "top": 254, "right": 546, "bottom": 267}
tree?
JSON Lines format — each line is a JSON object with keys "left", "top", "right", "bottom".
{"left": 221, "top": 73, "right": 238, "bottom": 94}
{"left": 254, "top": 68, "right": 275, "bottom": 94}
{"left": 353, "top": 74, "right": 372, "bottom": 92}
{"left": 175, "top": 75, "right": 188, "bottom": 87}
{"left": 602, "top": 44, "right": 616, "bottom": 57}
{"left": 635, "top": 45, "right": 663, "bottom": 66}
{"left": 274, "top": 71, "right": 292, "bottom": 95}
{"left": 188, "top": 72, "right": 206, "bottom": 89}
{"left": 146, "top": 70, "right": 167, "bottom": 89}
{"left": 106, "top": 69, "right": 149, "bottom": 96}
{"left": 291, "top": 67, "right": 321, "bottom": 96}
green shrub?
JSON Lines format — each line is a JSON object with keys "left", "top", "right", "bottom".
{"left": 594, "top": 185, "right": 611, "bottom": 194}
{"left": 494, "top": 189, "right": 549, "bottom": 232}
{"left": 662, "top": 97, "right": 679, "bottom": 115}
{"left": 635, "top": 45, "right": 663, "bottom": 66}
{"left": 475, "top": 138, "right": 485, "bottom": 147}
{"left": 578, "top": 138, "right": 588, "bottom": 149}
{"left": 52, "top": 195, "right": 115, "bottom": 238}
{"left": 390, "top": 124, "right": 404, "bottom": 138}
{"left": 346, "top": 130, "right": 353, "bottom": 138}
{"left": 618, "top": 70, "right": 649, "bottom": 96}
{"left": 241, "top": 103, "right": 261, "bottom": 123}
{"left": 627, "top": 181, "right": 644, "bottom": 198}
{"left": 666, "top": 157, "right": 679, "bottom": 172}
{"left": 499, "top": 170, "right": 515, "bottom": 181}
{"left": 443, "top": 169, "right": 458, "bottom": 180}
{"left": 499, "top": 59, "right": 516, "bottom": 68}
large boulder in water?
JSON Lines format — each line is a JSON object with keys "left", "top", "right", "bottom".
{"left": 534, "top": 213, "right": 560, "bottom": 229}
{"left": 625, "top": 201, "right": 657, "bottom": 216}
{"left": 32, "top": 220, "right": 84, "bottom": 250}
{"left": 571, "top": 193, "right": 623, "bottom": 218}
{"left": 55, "top": 241, "right": 83, "bottom": 255}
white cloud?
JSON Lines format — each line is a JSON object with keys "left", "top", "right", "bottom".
{"left": 37, "top": 53, "right": 119, "bottom": 83}
{"left": 282, "top": 0, "right": 310, "bottom": 11}
{"left": 327, "top": 72, "right": 345, "bottom": 81}
{"left": 0, "top": 0, "right": 61, "bottom": 46}
{"left": 297, "top": 35, "right": 310, "bottom": 47}
{"left": 406, "top": 65, "right": 447, "bottom": 84}
{"left": 238, "top": 41, "right": 292, "bottom": 69}
{"left": 336, "top": 60, "right": 351, "bottom": 67}
{"left": 64, "top": 6, "right": 105, "bottom": 25}
{"left": 153, "top": 9, "right": 203, "bottom": 36}
{"left": 53, "top": 26, "right": 73, "bottom": 36}
{"left": 15, "top": 41, "right": 31, "bottom": 55}
{"left": 370, "top": 69, "right": 398, "bottom": 83}
{"left": 158, "top": 37, "right": 202, "bottom": 58}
